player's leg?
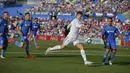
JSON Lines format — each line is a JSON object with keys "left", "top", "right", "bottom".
{"left": 124, "top": 40, "right": 128, "bottom": 49}
{"left": 12, "top": 35, "right": 24, "bottom": 48}
{"left": 45, "top": 36, "right": 71, "bottom": 55}
{"left": 32, "top": 34, "right": 40, "bottom": 49}
{"left": 45, "top": 44, "right": 65, "bottom": 55}
{"left": 1, "top": 37, "right": 8, "bottom": 59}
{"left": 1, "top": 46, "right": 7, "bottom": 59}
{"left": 0, "top": 36, "right": 3, "bottom": 49}
{"left": 25, "top": 38, "right": 34, "bottom": 58}
{"left": 73, "top": 40, "right": 93, "bottom": 65}
{"left": 102, "top": 42, "right": 110, "bottom": 65}
{"left": 8, "top": 32, "right": 14, "bottom": 43}
{"left": 107, "top": 42, "right": 117, "bottom": 65}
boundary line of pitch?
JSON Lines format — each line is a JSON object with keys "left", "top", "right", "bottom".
{"left": 4, "top": 50, "right": 130, "bottom": 57}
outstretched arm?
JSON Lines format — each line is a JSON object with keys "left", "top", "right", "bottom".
{"left": 17, "top": 20, "right": 23, "bottom": 36}
{"left": 101, "top": 27, "right": 106, "bottom": 42}
{"left": 80, "top": 25, "right": 89, "bottom": 30}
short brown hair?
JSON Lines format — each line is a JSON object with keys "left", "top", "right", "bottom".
{"left": 3, "top": 11, "right": 8, "bottom": 15}
{"left": 76, "top": 11, "right": 83, "bottom": 16}
{"left": 25, "top": 12, "right": 30, "bottom": 15}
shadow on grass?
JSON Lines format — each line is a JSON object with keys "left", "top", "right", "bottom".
{"left": 35, "top": 54, "right": 80, "bottom": 58}
{"left": 6, "top": 54, "right": 80, "bottom": 59}
{"left": 113, "top": 62, "right": 130, "bottom": 65}
{"left": 61, "top": 62, "right": 83, "bottom": 65}
{"left": 88, "top": 62, "right": 130, "bottom": 67}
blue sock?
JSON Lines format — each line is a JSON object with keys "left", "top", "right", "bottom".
{"left": 124, "top": 42, "right": 128, "bottom": 48}
{"left": 102, "top": 52, "right": 108, "bottom": 63}
{"left": 108, "top": 53, "right": 115, "bottom": 61}
{"left": 13, "top": 40, "right": 20, "bottom": 47}
{"left": 34, "top": 40, "right": 38, "bottom": 47}
{"left": 124, "top": 44, "right": 126, "bottom": 48}
{"left": 1, "top": 49, "right": 5, "bottom": 56}
{"left": 25, "top": 43, "right": 29, "bottom": 55}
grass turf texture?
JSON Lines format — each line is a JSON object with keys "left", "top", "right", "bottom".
{"left": 0, "top": 40, "right": 130, "bottom": 73}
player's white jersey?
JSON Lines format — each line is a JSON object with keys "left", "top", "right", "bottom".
{"left": 67, "top": 18, "right": 82, "bottom": 39}
{"left": 63, "top": 18, "right": 82, "bottom": 46}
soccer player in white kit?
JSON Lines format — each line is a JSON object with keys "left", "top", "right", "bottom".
{"left": 45, "top": 11, "right": 93, "bottom": 65}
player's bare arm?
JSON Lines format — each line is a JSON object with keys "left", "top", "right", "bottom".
{"left": 118, "top": 34, "right": 123, "bottom": 41}
{"left": 101, "top": 34, "right": 106, "bottom": 43}
{"left": 80, "top": 25, "right": 89, "bottom": 30}
{"left": 16, "top": 26, "right": 22, "bottom": 36}
{"left": 0, "top": 33, "right": 2, "bottom": 35}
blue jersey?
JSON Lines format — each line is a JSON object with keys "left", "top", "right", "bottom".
{"left": 18, "top": 20, "right": 32, "bottom": 36}
{"left": 123, "top": 31, "right": 130, "bottom": 42}
{"left": 0, "top": 18, "right": 8, "bottom": 36}
{"left": 32, "top": 22, "right": 40, "bottom": 34}
{"left": 102, "top": 25, "right": 120, "bottom": 42}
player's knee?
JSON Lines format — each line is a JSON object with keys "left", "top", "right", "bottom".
{"left": 112, "top": 49, "right": 116, "bottom": 54}
{"left": 75, "top": 44, "right": 84, "bottom": 50}
{"left": 20, "top": 45, "right": 24, "bottom": 48}
{"left": 60, "top": 45, "right": 65, "bottom": 49}
{"left": 20, "top": 42, "right": 24, "bottom": 48}
{"left": 106, "top": 48, "right": 110, "bottom": 53}
{"left": 0, "top": 46, "right": 3, "bottom": 49}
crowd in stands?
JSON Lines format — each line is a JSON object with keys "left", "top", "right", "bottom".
{"left": 25, "top": 0, "right": 130, "bottom": 13}
{"left": 2, "top": 0, "right": 130, "bottom": 38}
{"left": 7, "top": 15, "right": 130, "bottom": 38}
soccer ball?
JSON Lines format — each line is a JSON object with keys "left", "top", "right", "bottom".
{"left": 85, "top": 38, "right": 92, "bottom": 44}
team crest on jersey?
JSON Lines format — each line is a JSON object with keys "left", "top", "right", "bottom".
{"left": 25, "top": 24, "right": 31, "bottom": 27}
{"left": 25, "top": 21, "right": 31, "bottom": 27}
{"left": 125, "top": 33, "right": 128, "bottom": 35}
{"left": 33, "top": 26, "right": 38, "bottom": 28}
{"left": 107, "top": 30, "right": 114, "bottom": 33}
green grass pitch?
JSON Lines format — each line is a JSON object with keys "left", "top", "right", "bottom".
{"left": 0, "top": 40, "right": 130, "bottom": 73}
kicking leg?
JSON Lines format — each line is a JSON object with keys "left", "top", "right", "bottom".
{"left": 45, "top": 36, "right": 71, "bottom": 55}
{"left": 12, "top": 35, "right": 24, "bottom": 48}
{"left": 45, "top": 44, "right": 65, "bottom": 55}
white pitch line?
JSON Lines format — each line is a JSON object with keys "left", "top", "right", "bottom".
{"left": 49, "top": 52, "right": 130, "bottom": 57}
{"left": 48, "top": 50, "right": 130, "bottom": 54}
{"left": 4, "top": 51, "right": 130, "bottom": 57}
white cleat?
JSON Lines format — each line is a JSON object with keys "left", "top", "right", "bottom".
{"left": 0, "top": 55, "right": 5, "bottom": 59}
{"left": 45, "top": 47, "right": 51, "bottom": 55}
{"left": 108, "top": 61, "right": 112, "bottom": 65}
{"left": 84, "top": 61, "right": 93, "bottom": 65}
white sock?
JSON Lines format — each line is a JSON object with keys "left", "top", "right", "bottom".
{"left": 49, "top": 45, "right": 61, "bottom": 51}
{"left": 80, "top": 50, "right": 87, "bottom": 62}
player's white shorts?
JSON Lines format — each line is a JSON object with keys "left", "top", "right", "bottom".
{"left": 63, "top": 35, "right": 79, "bottom": 46}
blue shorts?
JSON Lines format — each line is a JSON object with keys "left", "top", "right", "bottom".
{"left": 124, "top": 39, "right": 129, "bottom": 43}
{"left": 32, "top": 31, "right": 36, "bottom": 39}
{"left": 0, "top": 36, "right": 4, "bottom": 46}
{"left": 32, "top": 34, "right": 36, "bottom": 39}
{"left": 104, "top": 41, "right": 116, "bottom": 49}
